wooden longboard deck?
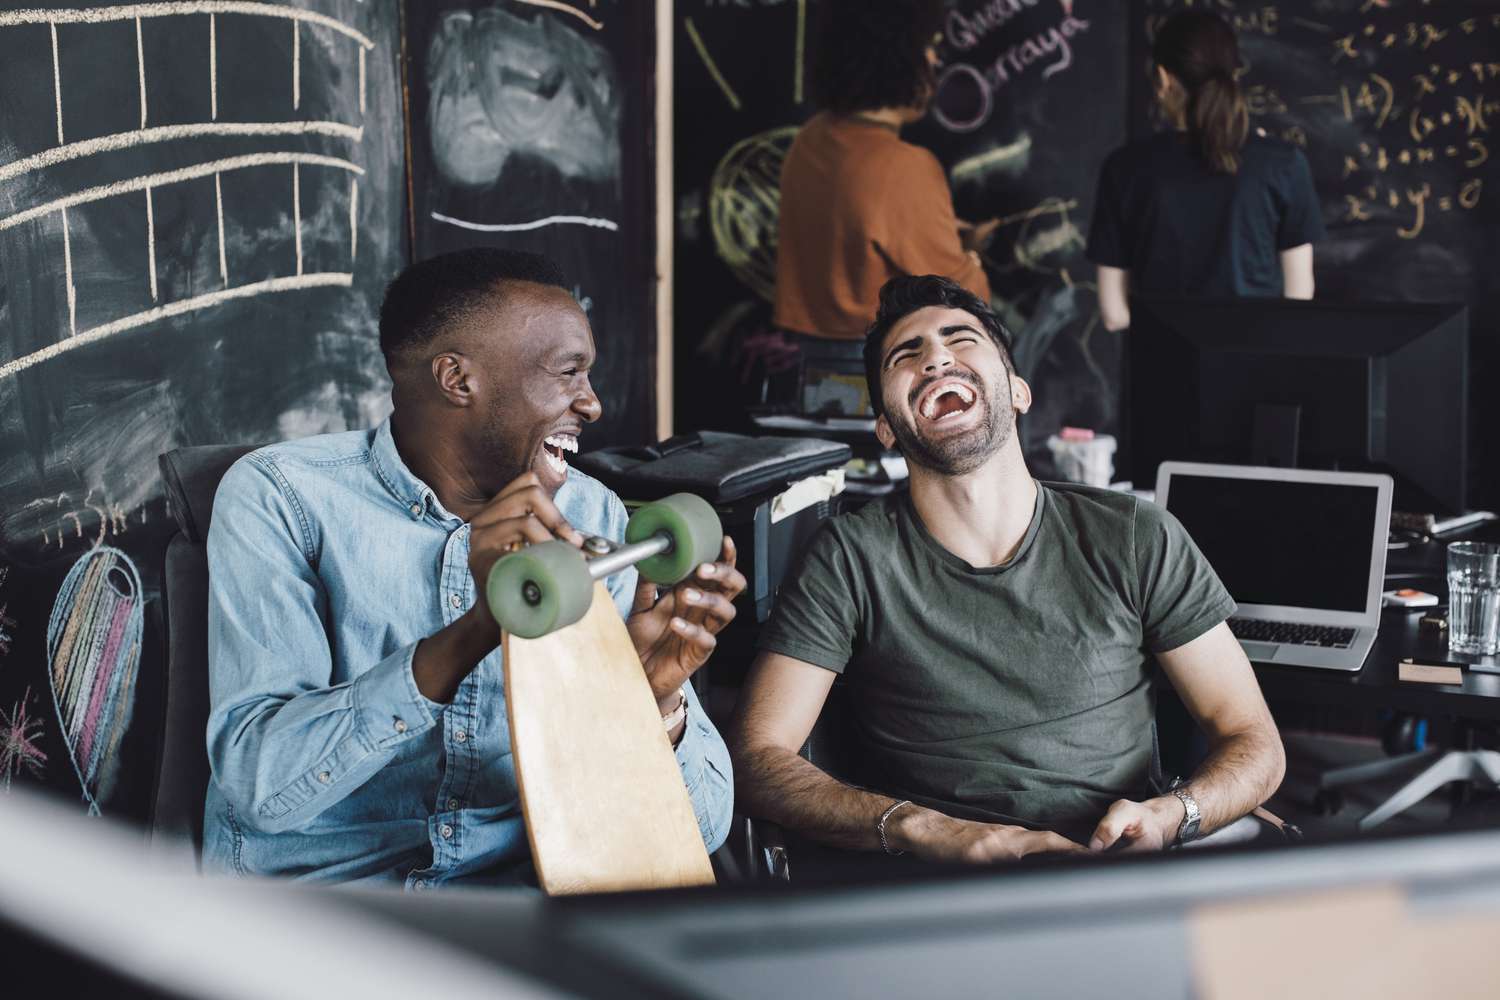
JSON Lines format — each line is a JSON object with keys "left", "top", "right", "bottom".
{"left": 503, "top": 581, "right": 716, "bottom": 895}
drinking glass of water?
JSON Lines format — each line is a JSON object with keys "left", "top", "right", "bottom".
{"left": 1448, "top": 541, "right": 1500, "bottom": 656}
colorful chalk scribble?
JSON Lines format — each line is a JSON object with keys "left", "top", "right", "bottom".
{"left": 0, "top": 688, "right": 47, "bottom": 789}
{"left": 46, "top": 546, "right": 143, "bottom": 814}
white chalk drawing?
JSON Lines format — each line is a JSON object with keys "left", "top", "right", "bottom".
{"left": 1, "top": 274, "right": 354, "bottom": 380}
{"left": 950, "top": 133, "right": 1033, "bottom": 185}
{"left": 427, "top": 6, "right": 620, "bottom": 190}
{"left": 708, "top": 126, "right": 799, "bottom": 302}
{"left": 0, "top": 121, "right": 366, "bottom": 186}
{"left": 0, "top": 1, "right": 377, "bottom": 381}
{"left": 431, "top": 210, "right": 619, "bottom": 233}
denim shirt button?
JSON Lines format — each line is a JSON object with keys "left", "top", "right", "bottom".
{"left": 393, "top": 718, "right": 407, "bottom": 734}
{"left": 448, "top": 798, "right": 459, "bottom": 810}
{"left": 317, "top": 771, "right": 331, "bottom": 784}
{"left": 413, "top": 879, "right": 429, "bottom": 892}
{"left": 440, "top": 824, "right": 454, "bottom": 840}
{"left": 409, "top": 502, "right": 422, "bottom": 518}
{"left": 449, "top": 593, "right": 462, "bottom": 610}
{"left": 454, "top": 728, "right": 468, "bottom": 743}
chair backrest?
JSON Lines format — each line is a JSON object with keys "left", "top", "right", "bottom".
{"left": 149, "top": 444, "right": 262, "bottom": 852}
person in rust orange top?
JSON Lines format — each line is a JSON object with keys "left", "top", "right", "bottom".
{"left": 774, "top": 0, "right": 994, "bottom": 343}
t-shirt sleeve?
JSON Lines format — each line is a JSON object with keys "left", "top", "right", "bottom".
{"left": 1276, "top": 147, "right": 1326, "bottom": 249}
{"left": 1086, "top": 150, "right": 1130, "bottom": 268}
{"left": 876, "top": 148, "right": 991, "bottom": 301}
{"left": 1133, "top": 499, "right": 1237, "bottom": 654}
{"left": 755, "top": 524, "right": 860, "bottom": 673}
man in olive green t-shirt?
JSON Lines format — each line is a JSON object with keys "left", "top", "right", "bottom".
{"left": 731, "top": 275, "right": 1285, "bottom": 861}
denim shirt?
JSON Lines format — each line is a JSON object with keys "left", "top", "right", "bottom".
{"left": 202, "top": 419, "right": 733, "bottom": 887}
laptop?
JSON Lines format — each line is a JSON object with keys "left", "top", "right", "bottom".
{"left": 1155, "top": 462, "right": 1393, "bottom": 671}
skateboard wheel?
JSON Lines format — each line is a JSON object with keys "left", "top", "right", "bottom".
{"left": 625, "top": 493, "right": 723, "bottom": 585}
{"left": 487, "top": 540, "right": 594, "bottom": 638}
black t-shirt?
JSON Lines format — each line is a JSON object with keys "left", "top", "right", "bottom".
{"left": 1086, "top": 132, "right": 1325, "bottom": 298}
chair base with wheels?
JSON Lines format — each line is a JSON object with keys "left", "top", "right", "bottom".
{"left": 1316, "top": 725, "right": 1500, "bottom": 831}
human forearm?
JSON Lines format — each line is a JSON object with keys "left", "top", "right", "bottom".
{"left": 735, "top": 742, "right": 904, "bottom": 851}
{"left": 1176, "top": 723, "right": 1287, "bottom": 836}
{"left": 208, "top": 643, "right": 438, "bottom": 833}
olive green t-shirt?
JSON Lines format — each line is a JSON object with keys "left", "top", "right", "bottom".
{"left": 758, "top": 482, "right": 1236, "bottom": 844}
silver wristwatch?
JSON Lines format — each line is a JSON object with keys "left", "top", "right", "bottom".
{"left": 1170, "top": 784, "right": 1202, "bottom": 846}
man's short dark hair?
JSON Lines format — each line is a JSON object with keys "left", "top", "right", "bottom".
{"left": 810, "top": 0, "right": 944, "bottom": 115}
{"left": 863, "top": 275, "right": 1014, "bottom": 419}
{"left": 378, "top": 248, "right": 568, "bottom": 360}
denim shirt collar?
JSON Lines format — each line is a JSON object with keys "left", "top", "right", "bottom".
{"left": 369, "top": 416, "right": 462, "bottom": 525}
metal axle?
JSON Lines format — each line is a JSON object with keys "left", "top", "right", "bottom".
{"left": 581, "top": 533, "right": 672, "bottom": 581}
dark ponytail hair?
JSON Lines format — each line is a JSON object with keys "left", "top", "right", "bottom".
{"left": 1152, "top": 11, "right": 1249, "bottom": 174}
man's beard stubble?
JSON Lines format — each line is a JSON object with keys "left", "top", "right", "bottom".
{"left": 886, "top": 372, "right": 1016, "bottom": 476}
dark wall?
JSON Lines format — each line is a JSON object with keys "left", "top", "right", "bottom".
{"left": 0, "top": 1, "right": 405, "bottom": 818}
{"left": 1139, "top": 0, "right": 1500, "bottom": 508}
{"left": 404, "top": 0, "right": 658, "bottom": 450}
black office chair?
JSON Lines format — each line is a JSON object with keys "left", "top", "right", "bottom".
{"left": 734, "top": 680, "right": 1299, "bottom": 882}
{"left": 149, "top": 444, "right": 262, "bottom": 857}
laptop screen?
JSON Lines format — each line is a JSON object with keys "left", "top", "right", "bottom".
{"left": 1163, "top": 474, "right": 1379, "bottom": 613}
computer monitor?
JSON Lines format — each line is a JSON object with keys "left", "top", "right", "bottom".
{"left": 1126, "top": 297, "right": 1469, "bottom": 514}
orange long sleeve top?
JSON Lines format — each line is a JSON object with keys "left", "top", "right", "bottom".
{"left": 773, "top": 112, "right": 991, "bottom": 341}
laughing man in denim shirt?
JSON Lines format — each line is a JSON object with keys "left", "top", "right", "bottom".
{"left": 203, "top": 250, "right": 742, "bottom": 888}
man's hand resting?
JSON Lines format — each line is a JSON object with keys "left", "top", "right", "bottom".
{"left": 889, "top": 806, "right": 1084, "bottom": 863}
{"left": 1088, "top": 796, "right": 1186, "bottom": 853}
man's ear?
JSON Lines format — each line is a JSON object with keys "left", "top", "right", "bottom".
{"left": 875, "top": 414, "right": 896, "bottom": 450}
{"left": 1009, "top": 373, "right": 1033, "bottom": 415}
{"left": 432, "top": 353, "right": 475, "bottom": 407}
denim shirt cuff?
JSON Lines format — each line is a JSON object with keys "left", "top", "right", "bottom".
{"left": 352, "top": 642, "right": 440, "bottom": 749}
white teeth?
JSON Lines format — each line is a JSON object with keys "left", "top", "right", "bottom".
{"left": 919, "top": 382, "right": 975, "bottom": 420}
{"left": 542, "top": 448, "right": 567, "bottom": 475}
{"left": 544, "top": 435, "right": 578, "bottom": 453}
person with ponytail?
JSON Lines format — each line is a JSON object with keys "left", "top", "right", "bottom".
{"left": 1086, "top": 10, "right": 1323, "bottom": 332}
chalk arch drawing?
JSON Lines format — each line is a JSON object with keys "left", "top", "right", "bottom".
{"left": 708, "top": 126, "right": 798, "bottom": 303}
{"left": 427, "top": 6, "right": 621, "bottom": 189}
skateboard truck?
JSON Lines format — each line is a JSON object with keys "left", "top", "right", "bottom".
{"left": 487, "top": 492, "right": 722, "bottom": 639}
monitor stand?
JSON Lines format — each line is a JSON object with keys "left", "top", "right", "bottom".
{"left": 1250, "top": 402, "right": 1301, "bottom": 468}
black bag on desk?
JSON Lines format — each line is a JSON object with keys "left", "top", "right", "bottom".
{"left": 572, "top": 431, "right": 850, "bottom": 503}
{"left": 574, "top": 431, "right": 851, "bottom": 626}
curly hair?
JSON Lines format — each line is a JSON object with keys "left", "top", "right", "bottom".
{"left": 810, "top": 0, "right": 946, "bottom": 115}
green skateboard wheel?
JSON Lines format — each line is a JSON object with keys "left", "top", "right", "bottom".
{"left": 486, "top": 540, "right": 594, "bottom": 638}
{"left": 625, "top": 493, "right": 723, "bottom": 585}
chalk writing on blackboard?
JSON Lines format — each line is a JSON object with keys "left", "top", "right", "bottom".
{"left": 934, "top": 5, "right": 1092, "bottom": 133}
{"left": 427, "top": 7, "right": 621, "bottom": 188}
{"left": 0, "top": 2, "right": 374, "bottom": 381}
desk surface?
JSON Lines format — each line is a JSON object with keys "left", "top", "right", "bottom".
{"left": 1253, "top": 522, "right": 1500, "bottom": 718}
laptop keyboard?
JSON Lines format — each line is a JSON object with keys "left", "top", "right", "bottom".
{"left": 1229, "top": 618, "right": 1357, "bottom": 649}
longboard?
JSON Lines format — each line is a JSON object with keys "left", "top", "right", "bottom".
{"left": 504, "top": 581, "right": 716, "bottom": 895}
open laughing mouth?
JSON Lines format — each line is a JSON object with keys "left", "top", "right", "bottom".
{"left": 913, "top": 377, "right": 979, "bottom": 427}
{"left": 540, "top": 433, "right": 578, "bottom": 478}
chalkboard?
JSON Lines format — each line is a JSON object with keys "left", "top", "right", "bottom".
{"left": 672, "top": 0, "right": 1128, "bottom": 475}
{"left": 1136, "top": 0, "right": 1500, "bottom": 507}
{"left": 0, "top": 1, "right": 405, "bottom": 818}
{"left": 404, "top": 0, "right": 658, "bottom": 450}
